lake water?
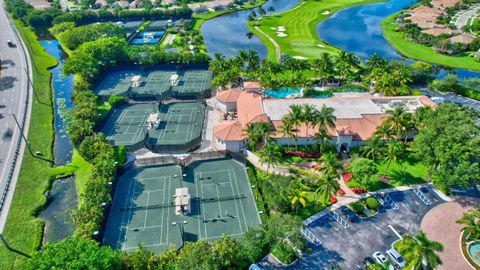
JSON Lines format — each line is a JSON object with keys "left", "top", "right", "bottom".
{"left": 39, "top": 40, "right": 74, "bottom": 165}
{"left": 317, "top": 0, "right": 480, "bottom": 78}
{"left": 201, "top": 0, "right": 301, "bottom": 59}
{"left": 38, "top": 176, "right": 77, "bottom": 243}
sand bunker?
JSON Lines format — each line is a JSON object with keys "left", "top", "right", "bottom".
{"left": 317, "top": 44, "right": 325, "bottom": 48}
{"left": 276, "top": 33, "right": 287, "bottom": 37}
{"left": 293, "top": 56, "right": 307, "bottom": 60}
{"left": 321, "top": 10, "right": 331, "bottom": 15}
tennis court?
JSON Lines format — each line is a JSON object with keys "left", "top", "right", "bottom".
{"left": 147, "top": 102, "right": 205, "bottom": 152}
{"left": 103, "top": 158, "right": 261, "bottom": 254}
{"left": 101, "top": 103, "right": 158, "bottom": 148}
{"left": 94, "top": 68, "right": 212, "bottom": 99}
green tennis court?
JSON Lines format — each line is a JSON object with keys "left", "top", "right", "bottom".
{"left": 103, "top": 158, "right": 261, "bottom": 254}
{"left": 94, "top": 68, "right": 212, "bottom": 99}
{"left": 147, "top": 102, "right": 205, "bottom": 152}
{"left": 101, "top": 103, "right": 157, "bottom": 147}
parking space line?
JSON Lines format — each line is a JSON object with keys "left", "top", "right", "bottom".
{"left": 388, "top": 225, "right": 402, "bottom": 239}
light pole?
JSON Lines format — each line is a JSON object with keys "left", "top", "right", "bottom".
{"left": 172, "top": 220, "right": 187, "bottom": 250}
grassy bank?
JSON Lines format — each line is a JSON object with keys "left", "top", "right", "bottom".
{"left": 0, "top": 20, "right": 57, "bottom": 269}
{"left": 382, "top": 12, "right": 480, "bottom": 71}
{"left": 192, "top": 0, "right": 267, "bottom": 30}
{"left": 249, "top": 0, "right": 382, "bottom": 61}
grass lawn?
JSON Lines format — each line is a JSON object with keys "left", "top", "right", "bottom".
{"left": 347, "top": 154, "right": 428, "bottom": 191}
{"left": 48, "top": 150, "right": 93, "bottom": 206}
{"left": 0, "top": 20, "right": 57, "bottom": 269}
{"left": 192, "top": 0, "right": 267, "bottom": 31}
{"left": 249, "top": 0, "right": 382, "bottom": 61}
{"left": 382, "top": 12, "right": 480, "bottom": 71}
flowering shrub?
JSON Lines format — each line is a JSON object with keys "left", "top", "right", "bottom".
{"left": 283, "top": 150, "right": 321, "bottom": 158}
{"left": 342, "top": 173, "right": 352, "bottom": 182}
{"left": 351, "top": 187, "right": 367, "bottom": 194}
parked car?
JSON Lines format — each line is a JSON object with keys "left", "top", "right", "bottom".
{"left": 7, "top": 40, "right": 15, "bottom": 47}
{"left": 2, "top": 127, "right": 13, "bottom": 139}
{"left": 372, "top": 251, "right": 388, "bottom": 264}
{"left": 386, "top": 248, "right": 405, "bottom": 268}
{"left": 340, "top": 206, "right": 359, "bottom": 223}
{"left": 363, "top": 256, "right": 375, "bottom": 268}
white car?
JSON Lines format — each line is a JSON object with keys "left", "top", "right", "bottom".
{"left": 372, "top": 251, "right": 388, "bottom": 264}
{"left": 386, "top": 248, "right": 405, "bottom": 268}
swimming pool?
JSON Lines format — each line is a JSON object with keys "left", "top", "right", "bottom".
{"left": 131, "top": 38, "right": 161, "bottom": 45}
{"left": 139, "top": 31, "right": 164, "bottom": 38}
{"left": 468, "top": 241, "right": 480, "bottom": 266}
{"left": 264, "top": 87, "right": 301, "bottom": 98}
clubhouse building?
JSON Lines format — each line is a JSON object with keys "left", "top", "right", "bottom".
{"left": 213, "top": 90, "right": 436, "bottom": 152}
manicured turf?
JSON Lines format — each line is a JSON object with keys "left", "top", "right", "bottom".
{"left": 0, "top": 20, "right": 57, "bottom": 269}
{"left": 382, "top": 12, "right": 480, "bottom": 71}
{"left": 249, "top": 0, "right": 381, "bottom": 61}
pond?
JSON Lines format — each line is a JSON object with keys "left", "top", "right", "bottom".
{"left": 39, "top": 40, "right": 74, "bottom": 166}
{"left": 201, "top": 0, "right": 301, "bottom": 59}
{"left": 316, "top": 0, "right": 480, "bottom": 78}
{"left": 468, "top": 241, "right": 480, "bottom": 267}
{"left": 38, "top": 176, "right": 78, "bottom": 243}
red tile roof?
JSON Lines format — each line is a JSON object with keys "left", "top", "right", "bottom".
{"left": 216, "top": 88, "right": 243, "bottom": 103}
{"left": 243, "top": 81, "right": 261, "bottom": 90}
{"left": 213, "top": 121, "right": 244, "bottom": 141}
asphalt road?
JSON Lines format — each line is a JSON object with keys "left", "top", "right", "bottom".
{"left": 0, "top": 0, "right": 31, "bottom": 232}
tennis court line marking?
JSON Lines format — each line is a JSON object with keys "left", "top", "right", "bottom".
{"left": 126, "top": 224, "right": 163, "bottom": 231}
{"left": 119, "top": 172, "right": 137, "bottom": 250}
{"left": 230, "top": 169, "right": 249, "bottom": 232}
{"left": 143, "top": 192, "right": 150, "bottom": 227}
{"left": 227, "top": 169, "right": 244, "bottom": 234}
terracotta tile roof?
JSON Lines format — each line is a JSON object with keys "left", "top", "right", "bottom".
{"left": 236, "top": 92, "right": 267, "bottom": 125}
{"left": 216, "top": 88, "right": 243, "bottom": 103}
{"left": 243, "top": 81, "right": 261, "bottom": 90}
{"left": 431, "top": 0, "right": 461, "bottom": 8}
{"left": 336, "top": 114, "right": 388, "bottom": 140}
{"left": 213, "top": 121, "right": 244, "bottom": 141}
{"left": 447, "top": 33, "right": 476, "bottom": 44}
{"left": 409, "top": 6, "right": 445, "bottom": 16}
{"left": 421, "top": 28, "right": 454, "bottom": 36}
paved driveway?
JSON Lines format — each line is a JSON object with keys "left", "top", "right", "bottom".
{"left": 421, "top": 196, "right": 480, "bottom": 270}
{"left": 284, "top": 188, "right": 444, "bottom": 270}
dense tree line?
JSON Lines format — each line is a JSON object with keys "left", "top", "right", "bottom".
{"left": 52, "top": 22, "right": 126, "bottom": 51}
{"left": 53, "top": 7, "right": 192, "bottom": 26}
{"left": 27, "top": 213, "right": 303, "bottom": 269}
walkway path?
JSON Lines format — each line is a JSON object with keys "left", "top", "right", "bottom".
{"left": 254, "top": 26, "right": 281, "bottom": 61}
{"left": 420, "top": 197, "right": 480, "bottom": 270}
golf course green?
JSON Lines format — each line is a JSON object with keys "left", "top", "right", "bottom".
{"left": 248, "top": 0, "right": 382, "bottom": 61}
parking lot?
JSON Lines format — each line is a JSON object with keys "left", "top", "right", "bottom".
{"left": 287, "top": 187, "right": 444, "bottom": 270}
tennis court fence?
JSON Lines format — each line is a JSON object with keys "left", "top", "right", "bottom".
{"left": 126, "top": 151, "right": 246, "bottom": 172}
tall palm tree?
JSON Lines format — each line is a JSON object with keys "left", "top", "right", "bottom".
{"left": 288, "top": 179, "right": 310, "bottom": 213}
{"left": 267, "top": 6, "right": 275, "bottom": 15}
{"left": 302, "top": 104, "right": 318, "bottom": 138}
{"left": 317, "top": 152, "right": 341, "bottom": 177}
{"left": 286, "top": 104, "right": 303, "bottom": 144}
{"left": 314, "top": 129, "right": 331, "bottom": 152}
{"left": 385, "top": 106, "right": 411, "bottom": 141}
{"left": 279, "top": 118, "right": 298, "bottom": 147}
{"left": 397, "top": 231, "right": 443, "bottom": 270}
{"left": 315, "top": 174, "right": 340, "bottom": 206}
{"left": 366, "top": 53, "right": 388, "bottom": 71}
{"left": 315, "top": 105, "right": 336, "bottom": 132}
{"left": 456, "top": 209, "right": 480, "bottom": 241}
{"left": 382, "top": 140, "right": 404, "bottom": 179}
{"left": 258, "top": 142, "right": 282, "bottom": 174}
{"left": 247, "top": 49, "right": 260, "bottom": 72}
{"left": 373, "top": 123, "right": 394, "bottom": 141}
{"left": 243, "top": 123, "right": 261, "bottom": 150}
{"left": 312, "top": 53, "right": 333, "bottom": 83}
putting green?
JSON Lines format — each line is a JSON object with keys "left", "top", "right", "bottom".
{"left": 249, "top": 0, "right": 382, "bottom": 61}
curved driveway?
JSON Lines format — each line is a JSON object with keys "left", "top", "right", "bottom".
{"left": 420, "top": 197, "right": 480, "bottom": 270}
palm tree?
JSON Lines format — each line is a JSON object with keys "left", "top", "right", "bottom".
{"left": 366, "top": 53, "right": 388, "bottom": 71}
{"left": 267, "top": 6, "right": 275, "bottom": 15}
{"left": 279, "top": 118, "right": 298, "bottom": 147}
{"left": 286, "top": 104, "right": 303, "bottom": 143}
{"left": 360, "top": 137, "right": 383, "bottom": 161}
{"left": 301, "top": 104, "right": 318, "bottom": 138}
{"left": 288, "top": 180, "right": 310, "bottom": 213}
{"left": 385, "top": 106, "right": 411, "bottom": 141}
{"left": 397, "top": 231, "right": 443, "bottom": 270}
{"left": 258, "top": 142, "right": 282, "bottom": 174}
{"left": 243, "top": 123, "right": 262, "bottom": 150}
{"left": 314, "top": 129, "right": 331, "bottom": 152}
{"left": 315, "top": 105, "right": 336, "bottom": 132}
{"left": 457, "top": 209, "right": 480, "bottom": 241}
{"left": 373, "top": 123, "right": 394, "bottom": 141}
{"left": 317, "top": 152, "right": 341, "bottom": 177}
{"left": 382, "top": 140, "right": 404, "bottom": 179}
{"left": 246, "top": 32, "right": 254, "bottom": 39}
{"left": 247, "top": 49, "right": 260, "bottom": 72}
{"left": 315, "top": 174, "right": 340, "bottom": 206}
{"left": 312, "top": 53, "right": 333, "bottom": 83}
{"left": 258, "top": 6, "right": 266, "bottom": 17}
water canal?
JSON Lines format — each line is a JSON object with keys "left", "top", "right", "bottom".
{"left": 201, "top": 0, "right": 301, "bottom": 59}
{"left": 39, "top": 39, "right": 74, "bottom": 166}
